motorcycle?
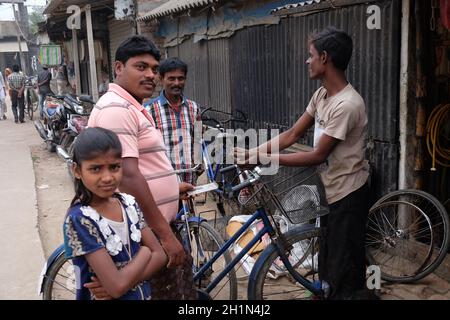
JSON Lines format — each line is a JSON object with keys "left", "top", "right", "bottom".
{"left": 34, "top": 94, "right": 94, "bottom": 166}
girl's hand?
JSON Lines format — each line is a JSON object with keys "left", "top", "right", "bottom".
{"left": 84, "top": 276, "right": 113, "bottom": 300}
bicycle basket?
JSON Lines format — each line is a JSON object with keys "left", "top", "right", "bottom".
{"left": 275, "top": 184, "right": 328, "bottom": 224}
{"left": 238, "top": 166, "right": 329, "bottom": 224}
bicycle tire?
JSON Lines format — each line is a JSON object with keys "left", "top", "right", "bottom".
{"left": 189, "top": 220, "right": 238, "bottom": 300}
{"left": 33, "top": 95, "right": 39, "bottom": 111}
{"left": 66, "top": 141, "right": 75, "bottom": 181}
{"left": 371, "top": 189, "right": 450, "bottom": 282}
{"left": 42, "top": 252, "right": 76, "bottom": 300}
{"left": 366, "top": 200, "right": 438, "bottom": 283}
{"left": 248, "top": 227, "right": 321, "bottom": 300}
{"left": 27, "top": 93, "right": 33, "bottom": 120}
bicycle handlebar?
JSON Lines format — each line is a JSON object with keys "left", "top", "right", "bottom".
{"left": 230, "top": 167, "right": 262, "bottom": 193}
{"left": 220, "top": 164, "right": 238, "bottom": 174}
{"left": 173, "top": 164, "right": 202, "bottom": 175}
{"left": 200, "top": 106, "right": 248, "bottom": 127}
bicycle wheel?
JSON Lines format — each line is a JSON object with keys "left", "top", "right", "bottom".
{"left": 372, "top": 189, "right": 450, "bottom": 281}
{"left": 42, "top": 252, "right": 76, "bottom": 300}
{"left": 366, "top": 200, "right": 436, "bottom": 282}
{"left": 27, "top": 93, "right": 33, "bottom": 120}
{"left": 248, "top": 227, "right": 321, "bottom": 300}
{"left": 189, "top": 220, "right": 238, "bottom": 300}
{"left": 33, "top": 95, "right": 39, "bottom": 112}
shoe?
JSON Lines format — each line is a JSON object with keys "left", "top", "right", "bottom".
{"left": 14, "top": 120, "right": 18, "bottom": 123}
{"left": 2, "top": 115, "right": 6, "bottom": 120}
{"left": 20, "top": 120, "right": 25, "bottom": 123}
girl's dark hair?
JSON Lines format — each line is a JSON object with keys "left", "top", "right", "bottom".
{"left": 159, "top": 57, "right": 188, "bottom": 78}
{"left": 309, "top": 27, "right": 353, "bottom": 72}
{"left": 70, "top": 127, "right": 122, "bottom": 207}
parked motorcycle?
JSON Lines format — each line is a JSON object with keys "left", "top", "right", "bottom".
{"left": 34, "top": 94, "right": 94, "bottom": 161}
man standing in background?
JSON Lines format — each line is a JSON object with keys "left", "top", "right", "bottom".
{"left": 7, "top": 65, "right": 26, "bottom": 123}
{"left": 37, "top": 66, "right": 53, "bottom": 120}
{"left": 145, "top": 57, "right": 201, "bottom": 185}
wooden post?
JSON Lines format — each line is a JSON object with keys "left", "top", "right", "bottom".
{"left": 414, "top": 0, "right": 426, "bottom": 190}
{"left": 85, "top": 5, "right": 98, "bottom": 101}
{"left": 72, "top": 29, "right": 81, "bottom": 95}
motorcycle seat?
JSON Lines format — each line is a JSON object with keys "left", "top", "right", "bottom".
{"left": 65, "top": 94, "right": 78, "bottom": 104}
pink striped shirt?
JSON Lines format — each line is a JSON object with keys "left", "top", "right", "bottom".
{"left": 88, "top": 83, "right": 179, "bottom": 222}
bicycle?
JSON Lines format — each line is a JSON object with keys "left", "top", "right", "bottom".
{"left": 365, "top": 189, "right": 450, "bottom": 283}
{"left": 38, "top": 165, "right": 235, "bottom": 300}
{"left": 190, "top": 164, "right": 330, "bottom": 300}
{"left": 173, "top": 165, "right": 238, "bottom": 300}
{"left": 24, "top": 76, "right": 38, "bottom": 120}
{"left": 198, "top": 107, "right": 251, "bottom": 219}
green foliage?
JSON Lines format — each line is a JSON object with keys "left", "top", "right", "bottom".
{"left": 29, "top": 5, "right": 45, "bottom": 35}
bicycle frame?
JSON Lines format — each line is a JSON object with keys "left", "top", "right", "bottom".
{"left": 202, "top": 141, "right": 229, "bottom": 189}
{"left": 201, "top": 133, "right": 242, "bottom": 199}
{"left": 175, "top": 199, "right": 208, "bottom": 251}
{"left": 193, "top": 207, "right": 322, "bottom": 297}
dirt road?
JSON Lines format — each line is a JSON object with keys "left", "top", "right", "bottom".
{"left": 31, "top": 145, "right": 73, "bottom": 258}
{"left": 0, "top": 103, "right": 44, "bottom": 300}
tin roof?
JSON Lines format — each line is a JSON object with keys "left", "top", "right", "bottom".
{"left": 270, "top": 0, "right": 322, "bottom": 14}
{"left": 137, "top": 0, "right": 219, "bottom": 21}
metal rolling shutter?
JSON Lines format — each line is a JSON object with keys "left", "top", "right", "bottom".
{"left": 108, "top": 19, "right": 135, "bottom": 78}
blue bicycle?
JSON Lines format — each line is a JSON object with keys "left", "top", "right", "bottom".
{"left": 190, "top": 164, "right": 330, "bottom": 300}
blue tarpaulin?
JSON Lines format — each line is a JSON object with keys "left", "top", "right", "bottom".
{"left": 158, "top": 0, "right": 319, "bottom": 47}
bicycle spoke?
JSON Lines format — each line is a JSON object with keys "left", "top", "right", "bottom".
{"left": 45, "top": 277, "right": 75, "bottom": 293}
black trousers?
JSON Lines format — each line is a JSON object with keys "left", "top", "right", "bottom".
{"left": 149, "top": 223, "right": 198, "bottom": 300}
{"left": 318, "top": 182, "right": 369, "bottom": 300}
{"left": 11, "top": 90, "right": 25, "bottom": 122}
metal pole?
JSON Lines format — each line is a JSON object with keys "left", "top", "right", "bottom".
{"left": 399, "top": 0, "right": 413, "bottom": 190}
{"left": 72, "top": 29, "right": 81, "bottom": 95}
{"left": 12, "top": 3, "right": 27, "bottom": 74}
{"left": 85, "top": 5, "right": 98, "bottom": 101}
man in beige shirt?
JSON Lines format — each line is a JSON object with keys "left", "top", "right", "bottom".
{"left": 236, "top": 27, "right": 371, "bottom": 299}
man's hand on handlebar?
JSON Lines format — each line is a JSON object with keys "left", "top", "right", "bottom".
{"left": 179, "top": 182, "right": 194, "bottom": 200}
{"left": 233, "top": 147, "right": 273, "bottom": 170}
{"left": 233, "top": 147, "right": 259, "bottom": 170}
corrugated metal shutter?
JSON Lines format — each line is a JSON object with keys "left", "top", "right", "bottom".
{"left": 108, "top": 19, "right": 135, "bottom": 78}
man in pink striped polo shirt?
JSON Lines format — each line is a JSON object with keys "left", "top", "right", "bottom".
{"left": 88, "top": 35, "right": 196, "bottom": 299}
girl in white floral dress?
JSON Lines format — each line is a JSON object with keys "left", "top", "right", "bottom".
{"left": 63, "top": 127, "right": 167, "bottom": 300}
